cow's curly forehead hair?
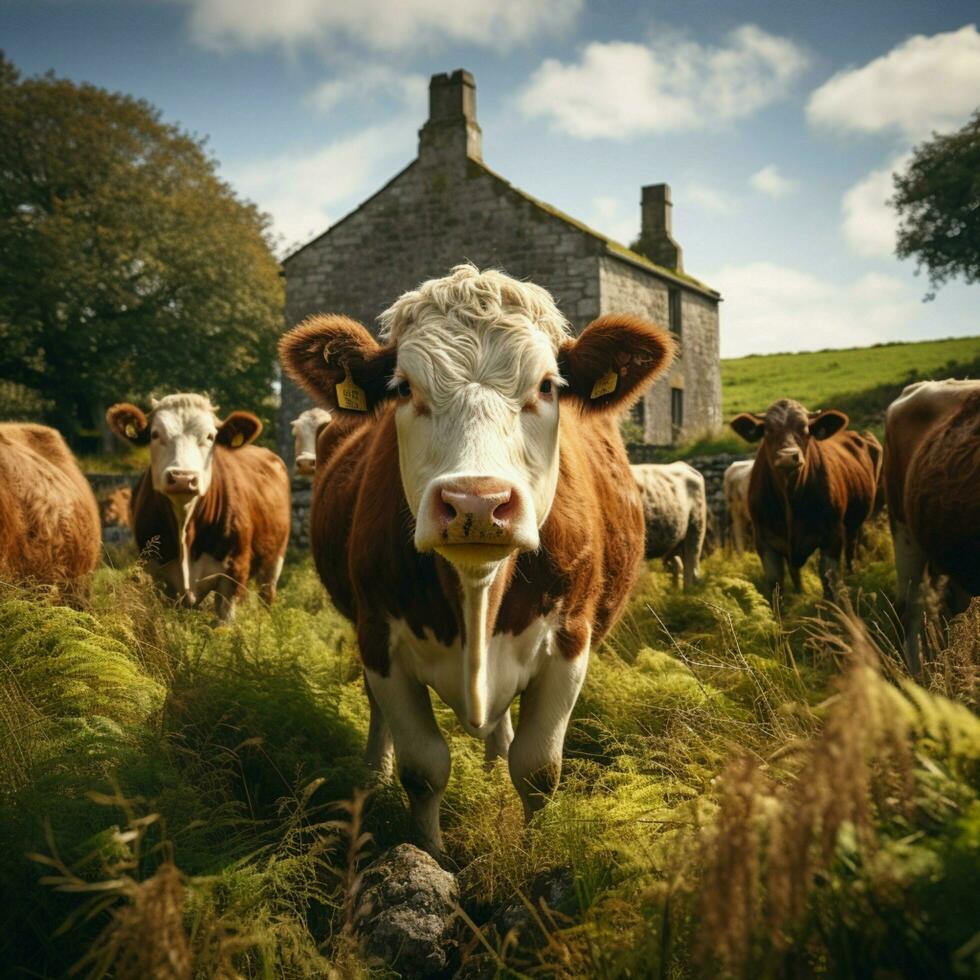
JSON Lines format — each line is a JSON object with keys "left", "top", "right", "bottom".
{"left": 765, "top": 398, "right": 809, "bottom": 428}
{"left": 378, "top": 264, "right": 571, "bottom": 350}
{"left": 150, "top": 393, "right": 219, "bottom": 417}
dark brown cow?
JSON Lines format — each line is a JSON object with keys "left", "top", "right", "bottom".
{"left": 884, "top": 380, "right": 980, "bottom": 672}
{"left": 279, "top": 264, "right": 674, "bottom": 859}
{"left": 731, "top": 399, "right": 879, "bottom": 604}
{"left": 0, "top": 423, "right": 101, "bottom": 594}
{"left": 106, "top": 394, "right": 290, "bottom": 619}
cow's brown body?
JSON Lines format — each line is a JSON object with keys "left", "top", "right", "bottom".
{"left": 131, "top": 444, "right": 290, "bottom": 609}
{"left": 732, "top": 400, "right": 879, "bottom": 603}
{"left": 884, "top": 380, "right": 980, "bottom": 670}
{"left": 312, "top": 403, "right": 645, "bottom": 674}
{"left": 0, "top": 423, "right": 101, "bottom": 592}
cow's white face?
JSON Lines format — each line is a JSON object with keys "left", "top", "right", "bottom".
{"left": 291, "top": 408, "right": 332, "bottom": 476}
{"left": 143, "top": 396, "right": 219, "bottom": 501}
{"left": 391, "top": 313, "right": 563, "bottom": 574}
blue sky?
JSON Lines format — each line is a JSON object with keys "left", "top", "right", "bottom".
{"left": 3, "top": 0, "right": 979, "bottom": 356}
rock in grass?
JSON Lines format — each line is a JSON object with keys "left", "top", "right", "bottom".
{"left": 354, "top": 844, "right": 459, "bottom": 976}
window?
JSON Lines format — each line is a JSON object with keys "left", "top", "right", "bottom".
{"left": 671, "top": 387, "right": 684, "bottom": 441}
{"left": 630, "top": 397, "right": 645, "bottom": 437}
{"left": 668, "top": 288, "right": 682, "bottom": 341}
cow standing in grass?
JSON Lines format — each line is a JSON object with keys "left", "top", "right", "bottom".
{"left": 0, "top": 423, "right": 101, "bottom": 595}
{"left": 631, "top": 462, "right": 706, "bottom": 589}
{"left": 723, "top": 459, "right": 753, "bottom": 554}
{"left": 884, "top": 379, "right": 980, "bottom": 673}
{"left": 280, "top": 265, "right": 674, "bottom": 859}
{"left": 731, "top": 399, "right": 879, "bottom": 605}
{"left": 290, "top": 407, "right": 333, "bottom": 477}
{"left": 106, "top": 394, "right": 290, "bottom": 619}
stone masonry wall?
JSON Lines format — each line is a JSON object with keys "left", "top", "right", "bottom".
{"left": 599, "top": 256, "right": 721, "bottom": 445}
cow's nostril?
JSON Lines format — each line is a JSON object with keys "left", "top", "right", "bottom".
{"left": 436, "top": 490, "right": 458, "bottom": 524}
{"left": 491, "top": 490, "right": 516, "bottom": 524}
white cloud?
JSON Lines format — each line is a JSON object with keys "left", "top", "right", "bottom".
{"left": 807, "top": 24, "right": 980, "bottom": 140}
{"left": 308, "top": 65, "right": 427, "bottom": 114}
{"left": 685, "top": 183, "right": 738, "bottom": 214}
{"left": 183, "top": 0, "right": 583, "bottom": 52}
{"left": 840, "top": 154, "right": 909, "bottom": 258}
{"left": 227, "top": 118, "right": 415, "bottom": 254}
{"left": 750, "top": 164, "right": 798, "bottom": 198}
{"left": 712, "top": 261, "right": 919, "bottom": 357}
{"left": 519, "top": 25, "right": 808, "bottom": 139}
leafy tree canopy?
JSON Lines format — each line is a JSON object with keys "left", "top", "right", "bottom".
{"left": 0, "top": 54, "right": 284, "bottom": 445}
{"left": 893, "top": 109, "right": 980, "bottom": 299}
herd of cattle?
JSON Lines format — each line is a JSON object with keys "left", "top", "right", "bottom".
{"left": 1, "top": 265, "right": 977, "bottom": 857}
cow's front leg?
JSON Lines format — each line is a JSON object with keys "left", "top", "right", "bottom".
{"left": 365, "top": 664, "right": 450, "bottom": 859}
{"left": 363, "top": 676, "right": 393, "bottom": 778}
{"left": 893, "top": 519, "right": 927, "bottom": 675}
{"left": 759, "top": 545, "right": 785, "bottom": 607}
{"left": 509, "top": 629, "right": 590, "bottom": 821}
{"left": 818, "top": 532, "right": 844, "bottom": 598}
{"left": 484, "top": 709, "right": 514, "bottom": 768}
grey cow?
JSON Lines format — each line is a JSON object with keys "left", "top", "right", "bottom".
{"left": 631, "top": 462, "right": 707, "bottom": 589}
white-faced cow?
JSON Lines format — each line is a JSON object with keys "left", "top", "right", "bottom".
{"left": 723, "top": 459, "right": 753, "bottom": 554}
{"left": 106, "top": 394, "right": 290, "bottom": 619}
{"left": 0, "top": 423, "right": 101, "bottom": 596}
{"left": 731, "top": 399, "right": 880, "bottom": 605}
{"left": 290, "top": 407, "right": 333, "bottom": 477}
{"left": 884, "top": 379, "right": 980, "bottom": 673}
{"left": 279, "top": 264, "right": 674, "bottom": 859}
{"left": 631, "top": 462, "right": 706, "bottom": 589}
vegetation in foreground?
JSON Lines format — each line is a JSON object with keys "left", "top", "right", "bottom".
{"left": 1, "top": 528, "right": 978, "bottom": 978}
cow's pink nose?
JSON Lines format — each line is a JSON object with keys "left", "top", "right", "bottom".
{"left": 295, "top": 454, "right": 316, "bottom": 475}
{"left": 165, "top": 469, "right": 199, "bottom": 494}
{"left": 435, "top": 480, "right": 519, "bottom": 535}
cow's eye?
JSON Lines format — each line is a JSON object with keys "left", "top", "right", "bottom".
{"left": 151, "top": 430, "right": 160, "bottom": 440}
{"left": 206, "top": 433, "right": 215, "bottom": 442}
{"left": 396, "top": 379, "right": 411, "bottom": 398}
{"left": 539, "top": 378, "right": 553, "bottom": 396}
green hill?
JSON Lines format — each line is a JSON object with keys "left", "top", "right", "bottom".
{"left": 722, "top": 334, "right": 980, "bottom": 432}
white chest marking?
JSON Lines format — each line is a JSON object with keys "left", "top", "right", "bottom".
{"left": 388, "top": 614, "right": 559, "bottom": 738}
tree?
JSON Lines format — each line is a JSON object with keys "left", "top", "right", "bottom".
{"left": 0, "top": 55, "right": 284, "bottom": 447}
{"left": 893, "top": 109, "right": 980, "bottom": 299}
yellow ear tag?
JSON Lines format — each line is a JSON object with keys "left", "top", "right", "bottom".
{"left": 590, "top": 370, "right": 618, "bottom": 400}
{"left": 230, "top": 432, "right": 244, "bottom": 448}
{"left": 336, "top": 364, "right": 367, "bottom": 412}
{"left": 124, "top": 422, "right": 137, "bottom": 439}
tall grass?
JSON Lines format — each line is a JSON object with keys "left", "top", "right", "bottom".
{"left": 0, "top": 534, "right": 977, "bottom": 977}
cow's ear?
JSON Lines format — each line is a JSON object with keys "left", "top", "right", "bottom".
{"left": 279, "top": 314, "right": 397, "bottom": 414}
{"left": 809, "top": 409, "right": 848, "bottom": 441}
{"left": 558, "top": 314, "right": 675, "bottom": 414}
{"left": 106, "top": 403, "right": 149, "bottom": 444}
{"left": 730, "top": 413, "right": 766, "bottom": 442}
{"left": 217, "top": 411, "right": 262, "bottom": 448}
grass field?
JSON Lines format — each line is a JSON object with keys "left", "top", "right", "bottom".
{"left": 723, "top": 334, "right": 980, "bottom": 429}
{"left": 2, "top": 533, "right": 978, "bottom": 978}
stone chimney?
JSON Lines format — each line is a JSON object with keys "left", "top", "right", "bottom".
{"left": 418, "top": 69, "right": 482, "bottom": 163}
{"left": 637, "top": 183, "right": 683, "bottom": 272}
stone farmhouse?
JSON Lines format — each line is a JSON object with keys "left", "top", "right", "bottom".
{"left": 280, "top": 69, "right": 722, "bottom": 457}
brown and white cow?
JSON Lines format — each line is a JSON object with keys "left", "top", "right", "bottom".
{"left": 723, "top": 459, "right": 753, "bottom": 553}
{"left": 884, "top": 379, "right": 980, "bottom": 673}
{"left": 106, "top": 394, "right": 290, "bottom": 619}
{"left": 731, "top": 399, "right": 879, "bottom": 604}
{"left": 631, "top": 462, "right": 706, "bottom": 589}
{"left": 280, "top": 265, "right": 674, "bottom": 858}
{"left": 0, "top": 423, "right": 101, "bottom": 594}
{"left": 290, "top": 407, "right": 333, "bottom": 476}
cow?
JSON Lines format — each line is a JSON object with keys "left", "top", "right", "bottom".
{"left": 290, "top": 407, "right": 333, "bottom": 477}
{"left": 884, "top": 379, "right": 980, "bottom": 673}
{"left": 730, "top": 399, "right": 879, "bottom": 605}
{"left": 106, "top": 394, "right": 291, "bottom": 619}
{"left": 0, "top": 423, "right": 101, "bottom": 595}
{"left": 631, "top": 462, "right": 706, "bottom": 589}
{"left": 723, "top": 459, "right": 753, "bottom": 554}
{"left": 99, "top": 485, "right": 132, "bottom": 529}
{"left": 279, "top": 264, "right": 674, "bottom": 860}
